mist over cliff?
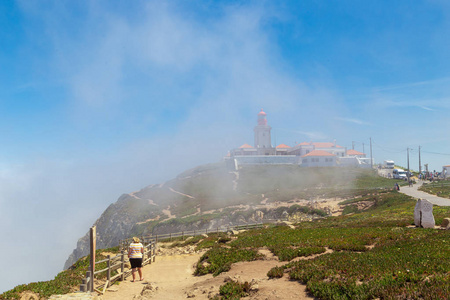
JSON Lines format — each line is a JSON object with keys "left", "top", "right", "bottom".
{"left": 64, "top": 161, "right": 371, "bottom": 269}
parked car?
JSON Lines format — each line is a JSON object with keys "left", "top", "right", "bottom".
{"left": 393, "top": 169, "right": 407, "bottom": 180}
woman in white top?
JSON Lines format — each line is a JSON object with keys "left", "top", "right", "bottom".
{"left": 128, "top": 237, "right": 144, "bottom": 282}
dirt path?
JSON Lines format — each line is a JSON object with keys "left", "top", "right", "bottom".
{"left": 101, "top": 249, "right": 314, "bottom": 300}
{"left": 102, "top": 253, "right": 207, "bottom": 300}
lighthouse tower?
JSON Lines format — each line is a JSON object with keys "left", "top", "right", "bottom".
{"left": 254, "top": 109, "right": 275, "bottom": 155}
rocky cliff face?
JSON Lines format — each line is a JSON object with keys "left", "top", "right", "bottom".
{"left": 65, "top": 162, "right": 352, "bottom": 269}
{"left": 65, "top": 193, "right": 158, "bottom": 269}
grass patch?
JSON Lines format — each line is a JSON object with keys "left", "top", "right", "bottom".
{"left": 211, "top": 280, "right": 252, "bottom": 299}
{"left": 194, "top": 247, "right": 262, "bottom": 276}
{"left": 0, "top": 247, "right": 121, "bottom": 299}
{"left": 267, "top": 266, "right": 284, "bottom": 279}
{"left": 419, "top": 181, "right": 450, "bottom": 199}
{"left": 195, "top": 190, "right": 450, "bottom": 299}
{"left": 288, "top": 230, "right": 450, "bottom": 299}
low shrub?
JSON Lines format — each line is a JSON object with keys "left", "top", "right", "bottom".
{"left": 267, "top": 266, "right": 284, "bottom": 278}
{"left": 194, "top": 247, "right": 261, "bottom": 276}
{"left": 218, "top": 280, "right": 251, "bottom": 299}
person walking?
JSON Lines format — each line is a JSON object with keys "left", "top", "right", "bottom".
{"left": 128, "top": 237, "right": 144, "bottom": 282}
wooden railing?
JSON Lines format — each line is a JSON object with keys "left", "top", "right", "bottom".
{"left": 81, "top": 222, "right": 274, "bottom": 294}
{"left": 79, "top": 227, "right": 156, "bottom": 294}
{"left": 118, "top": 222, "right": 269, "bottom": 251}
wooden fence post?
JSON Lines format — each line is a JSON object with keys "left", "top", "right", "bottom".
{"left": 152, "top": 242, "right": 156, "bottom": 262}
{"left": 121, "top": 250, "right": 125, "bottom": 281}
{"left": 107, "top": 255, "right": 111, "bottom": 285}
{"left": 89, "top": 226, "right": 96, "bottom": 292}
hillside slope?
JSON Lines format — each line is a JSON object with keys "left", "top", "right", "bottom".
{"left": 64, "top": 161, "right": 390, "bottom": 269}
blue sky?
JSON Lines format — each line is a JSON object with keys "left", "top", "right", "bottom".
{"left": 2, "top": 0, "right": 450, "bottom": 293}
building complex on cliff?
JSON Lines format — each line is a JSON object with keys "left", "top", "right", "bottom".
{"left": 228, "top": 109, "right": 372, "bottom": 169}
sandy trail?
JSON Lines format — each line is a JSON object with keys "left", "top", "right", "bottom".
{"left": 102, "top": 253, "right": 207, "bottom": 300}
{"left": 101, "top": 250, "right": 314, "bottom": 300}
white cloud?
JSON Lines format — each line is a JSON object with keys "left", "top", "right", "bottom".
{"left": 334, "top": 117, "right": 371, "bottom": 126}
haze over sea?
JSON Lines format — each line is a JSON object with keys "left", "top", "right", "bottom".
{"left": 2, "top": 0, "right": 450, "bottom": 293}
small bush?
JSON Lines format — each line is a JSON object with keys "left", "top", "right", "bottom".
{"left": 194, "top": 247, "right": 261, "bottom": 276}
{"left": 267, "top": 266, "right": 284, "bottom": 278}
{"left": 218, "top": 280, "right": 251, "bottom": 299}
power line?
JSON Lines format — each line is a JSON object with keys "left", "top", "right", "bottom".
{"left": 371, "top": 141, "right": 406, "bottom": 153}
{"left": 422, "top": 150, "right": 450, "bottom": 156}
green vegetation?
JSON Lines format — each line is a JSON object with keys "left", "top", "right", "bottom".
{"left": 267, "top": 266, "right": 284, "bottom": 278}
{"left": 4, "top": 165, "right": 449, "bottom": 299}
{"left": 194, "top": 247, "right": 262, "bottom": 276}
{"left": 287, "top": 230, "right": 449, "bottom": 299}
{"left": 193, "top": 190, "right": 450, "bottom": 299}
{"left": 211, "top": 280, "right": 252, "bottom": 300}
{"left": 0, "top": 247, "right": 121, "bottom": 300}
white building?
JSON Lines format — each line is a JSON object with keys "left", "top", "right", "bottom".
{"left": 229, "top": 109, "right": 369, "bottom": 168}
{"left": 300, "top": 150, "right": 337, "bottom": 167}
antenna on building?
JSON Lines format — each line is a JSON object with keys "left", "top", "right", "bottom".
{"left": 274, "top": 129, "right": 276, "bottom": 147}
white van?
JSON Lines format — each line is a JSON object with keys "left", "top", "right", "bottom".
{"left": 393, "top": 169, "right": 407, "bottom": 180}
{"left": 384, "top": 160, "right": 395, "bottom": 169}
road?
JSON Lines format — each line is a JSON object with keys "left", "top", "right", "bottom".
{"left": 398, "top": 180, "right": 450, "bottom": 206}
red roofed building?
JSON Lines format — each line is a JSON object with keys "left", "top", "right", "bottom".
{"left": 288, "top": 141, "right": 346, "bottom": 157}
{"left": 276, "top": 144, "right": 292, "bottom": 155}
{"left": 231, "top": 143, "right": 257, "bottom": 156}
{"left": 301, "top": 150, "right": 337, "bottom": 167}
{"left": 346, "top": 149, "right": 366, "bottom": 158}
{"left": 239, "top": 144, "right": 254, "bottom": 149}
{"left": 276, "top": 144, "right": 291, "bottom": 148}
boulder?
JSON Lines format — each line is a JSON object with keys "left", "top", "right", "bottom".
{"left": 441, "top": 218, "right": 450, "bottom": 230}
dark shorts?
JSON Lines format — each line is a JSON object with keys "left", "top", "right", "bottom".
{"left": 130, "top": 258, "right": 142, "bottom": 269}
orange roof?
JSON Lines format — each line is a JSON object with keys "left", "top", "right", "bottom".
{"left": 239, "top": 144, "right": 254, "bottom": 149}
{"left": 303, "top": 150, "right": 336, "bottom": 157}
{"left": 296, "top": 142, "right": 343, "bottom": 148}
{"left": 313, "top": 142, "right": 343, "bottom": 148}
{"left": 276, "top": 144, "right": 291, "bottom": 148}
{"left": 347, "top": 149, "right": 365, "bottom": 155}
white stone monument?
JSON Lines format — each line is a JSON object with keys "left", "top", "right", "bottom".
{"left": 414, "top": 200, "right": 421, "bottom": 226}
{"left": 414, "top": 199, "right": 435, "bottom": 228}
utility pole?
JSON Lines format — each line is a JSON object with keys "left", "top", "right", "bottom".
{"left": 418, "top": 146, "right": 422, "bottom": 174}
{"left": 352, "top": 141, "right": 355, "bottom": 150}
{"left": 370, "top": 138, "right": 373, "bottom": 169}
{"left": 407, "top": 147, "right": 410, "bottom": 182}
